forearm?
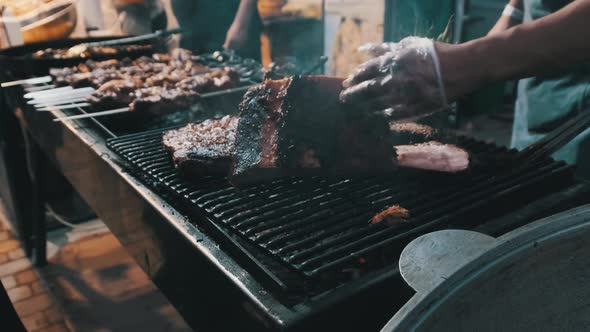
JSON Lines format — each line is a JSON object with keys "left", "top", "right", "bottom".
{"left": 488, "top": 0, "right": 524, "bottom": 35}
{"left": 232, "top": 0, "right": 259, "bottom": 28}
{"left": 440, "top": 0, "right": 590, "bottom": 100}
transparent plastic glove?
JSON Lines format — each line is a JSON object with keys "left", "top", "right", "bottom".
{"left": 358, "top": 42, "right": 398, "bottom": 57}
{"left": 340, "top": 37, "right": 449, "bottom": 122}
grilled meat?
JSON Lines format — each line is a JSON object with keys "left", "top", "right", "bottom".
{"left": 86, "top": 79, "right": 137, "bottom": 110}
{"left": 394, "top": 141, "right": 470, "bottom": 173}
{"left": 162, "top": 77, "right": 470, "bottom": 182}
{"left": 49, "top": 48, "right": 241, "bottom": 113}
{"left": 231, "top": 75, "right": 395, "bottom": 185}
{"left": 390, "top": 122, "right": 439, "bottom": 144}
{"left": 32, "top": 44, "right": 153, "bottom": 59}
{"left": 370, "top": 205, "right": 410, "bottom": 226}
{"left": 163, "top": 115, "right": 238, "bottom": 179}
{"left": 49, "top": 51, "right": 210, "bottom": 89}
{"left": 87, "top": 67, "right": 239, "bottom": 112}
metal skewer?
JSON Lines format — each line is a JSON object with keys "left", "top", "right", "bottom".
{"left": 25, "top": 86, "right": 75, "bottom": 99}
{"left": 52, "top": 108, "right": 131, "bottom": 122}
{"left": 30, "top": 92, "right": 94, "bottom": 105}
{"left": 34, "top": 98, "right": 90, "bottom": 108}
{"left": 37, "top": 103, "right": 91, "bottom": 111}
{"left": 25, "top": 84, "right": 57, "bottom": 92}
{"left": 1, "top": 76, "right": 52, "bottom": 87}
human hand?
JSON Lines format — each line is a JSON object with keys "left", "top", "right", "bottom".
{"left": 357, "top": 38, "right": 421, "bottom": 57}
{"left": 340, "top": 37, "right": 449, "bottom": 122}
{"left": 223, "top": 23, "right": 250, "bottom": 53}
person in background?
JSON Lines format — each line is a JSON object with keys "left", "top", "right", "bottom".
{"left": 170, "top": 0, "right": 262, "bottom": 60}
{"left": 112, "top": 0, "right": 168, "bottom": 35}
{"left": 341, "top": 0, "right": 590, "bottom": 179}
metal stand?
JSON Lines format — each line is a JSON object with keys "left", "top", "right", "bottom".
{"left": 0, "top": 91, "right": 33, "bottom": 256}
{"left": 29, "top": 140, "right": 47, "bottom": 267}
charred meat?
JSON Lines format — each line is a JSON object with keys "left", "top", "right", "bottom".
{"left": 231, "top": 75, "right": 395, "bottom": 185}
{"left": 163, "top": 115, "right": 238, "bottom": 179}
{"left": 162, "top": 77, "right": 470, "bottom": 183}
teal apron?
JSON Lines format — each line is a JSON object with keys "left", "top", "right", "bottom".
{"left": 512, "top": 0, "right": 590, "bottom": 179}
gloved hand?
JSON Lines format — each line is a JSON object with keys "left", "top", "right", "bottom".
{"left": 340, "top": 37, "right": 449, "bottom": 122}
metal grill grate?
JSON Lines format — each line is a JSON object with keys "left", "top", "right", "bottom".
{"left": 107, "top": 128, "right": 575, "bottom": 297}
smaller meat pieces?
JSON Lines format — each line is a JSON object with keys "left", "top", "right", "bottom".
{"left": 162, "top": 119, "right": 471, "bottom": 181}
{"left": 163, "top": 116, "right": 238, "bottom": 179}
{"left": 49, "top": 50, "right": 210, "bottom": 89}
{"left": 208, "top": 68, "right": 241, "bottom": 90}
{"left": 86, "top": 79, "right": 137, "bottom": 110}
{"left": 390, "top": 122, "right": 439, "bottom": 144}
{"left": 370, "top": 205, "right": 410, "bottom": 225}
{"left": 394, "top": 141, "right": 470, "bottom": 173}
{"left": 88, "top": 67, "right": 239, "bottom": 112}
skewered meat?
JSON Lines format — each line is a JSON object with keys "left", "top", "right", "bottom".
{"left": 370, "top": 205, "right": 410, "bottom": 225}
{"left": 231, "top": 75, "right": 396, "bottom": 185}
{"left": 163, "top": 116, "right": 238, "bottom": 179}
{"left": 87, "top": 67, "right": 239, "bottom": 112}
{"left": 86, "top": 80, "right": 137, "bottom": 110}
{"left": 49, "top": 51, "right": 209, "bottom": 89}
{"left": 48, "top": 48, "right": 241, "bottom": 113}
{"left": 32, "top": 44, "right": 153, "bottom": 59}
{"left": 394, "top": 141, "right": 470, "bottom": 173}
{"left": 163, "top": 77, "right": 470, "bottom": 183}
{"left": 130, "top": 86, "right": 201, "bottom": 112}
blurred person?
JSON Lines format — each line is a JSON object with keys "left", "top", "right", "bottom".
{"left": 112, "top": 0, "right": 168, "bottom": 35}
{"left": 171, "top": 0, "right": 262, "bottom": 60}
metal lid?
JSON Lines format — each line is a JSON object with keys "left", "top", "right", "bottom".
{"left": 384, "top": 204, "right": 590, "bottom": 332}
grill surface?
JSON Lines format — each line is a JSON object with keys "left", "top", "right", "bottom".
{"left": 107, "top": 126, "right": 575, "bottom": 303}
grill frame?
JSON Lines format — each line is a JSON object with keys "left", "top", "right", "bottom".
{"left": 6, "top": 80, "right": 590, "bottom": 330}
{"left": 106, "top": 125, "right": 577, "bottom": 303}
{"left": 4, "top": 42, "right": 590, "bottom": 330}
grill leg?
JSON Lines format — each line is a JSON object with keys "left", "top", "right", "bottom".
{"left": 0, "top": 100, "right": 34, "bottom": 256}
{"left": 29, "top": 141, "right": 47, "bottom": 267}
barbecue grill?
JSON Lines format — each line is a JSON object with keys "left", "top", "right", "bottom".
{"left": 106, "top": 128, "right": 578, "bottom": 299}
{"left": 2, "top": 41, "right": 590, "bottom": 331}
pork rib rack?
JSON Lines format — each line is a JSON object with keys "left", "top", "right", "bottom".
{"left": 231, "top": 76, "right": 395, "bottom": 185}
